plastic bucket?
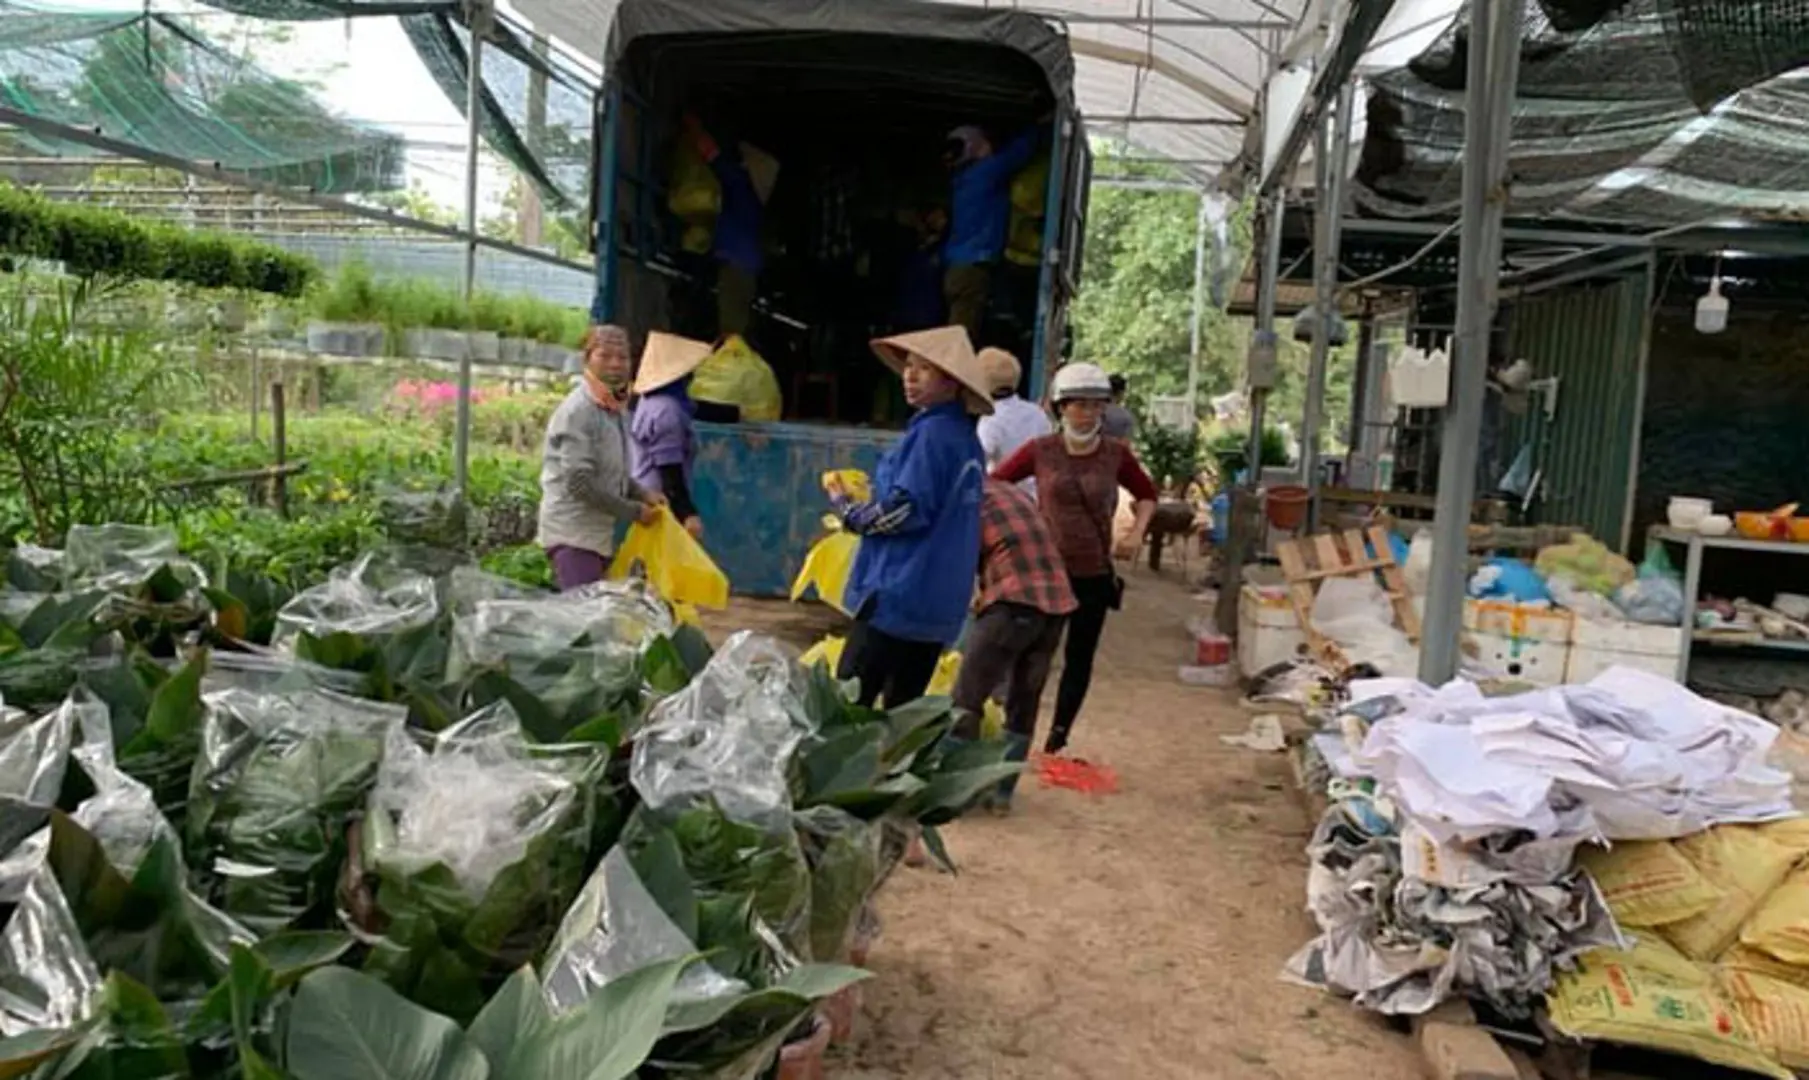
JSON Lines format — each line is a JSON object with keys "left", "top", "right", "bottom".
{"left": 1265, "top": 485, "right": 1310, "bottom": 531}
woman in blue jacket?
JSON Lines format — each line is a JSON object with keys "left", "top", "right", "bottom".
{"left": 826, "top": 326, "right": 992, "bottom": 708}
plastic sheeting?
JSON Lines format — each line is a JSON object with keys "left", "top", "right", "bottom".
{"left": 273, "top": 553, "right": 441, "bottom": 645}
{"left": 1358, "top": 0, "right": 1809, "bottom": 224}
{"left": 630, "top": 632, "right": 812, "bottom": 830}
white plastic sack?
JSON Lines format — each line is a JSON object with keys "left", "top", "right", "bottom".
{"left": 1312, "top": 577, "right": 1420, "bottom": 677}
{"left": 1387, "top": 344, "right": 1450, "bottom": 409}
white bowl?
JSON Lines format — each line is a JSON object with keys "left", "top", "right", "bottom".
{"left": 1697, "top": 514, "right": 1733, "bottom": 537}
{"left": 1668, "top": 496, "right": 1713, "bottom": 529}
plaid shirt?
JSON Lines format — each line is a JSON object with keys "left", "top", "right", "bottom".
{"left": 977, "top": 479, "right": 1077, "bottom": 616}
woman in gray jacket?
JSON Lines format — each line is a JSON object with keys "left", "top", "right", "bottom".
{"left": 537, "top": 324, "right": 664, "bottom": 590}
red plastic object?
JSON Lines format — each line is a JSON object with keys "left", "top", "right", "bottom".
{"left": 1194, "top": 631, "right": 1232, "bottom": 667}
{"left": 1265, "top": 485, "right": 1310, "bottom": 531}
{"left": 1034, "top": 754, "right": 1120, "bottom": 795}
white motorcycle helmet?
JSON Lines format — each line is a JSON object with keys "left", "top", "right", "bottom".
{"left": 1050, "top": 362, "right": 1114, "bottom": 404}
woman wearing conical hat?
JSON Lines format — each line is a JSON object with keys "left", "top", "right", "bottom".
{"left": 630, "top": 331, "right": 713, "bottom": 541}
{"left": 825, "top": 325, "right": 993, "bottom": 709}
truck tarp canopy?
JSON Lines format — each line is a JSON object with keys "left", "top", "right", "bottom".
{"left": 603, "top": 0, "right": 1075, "bottom": 108}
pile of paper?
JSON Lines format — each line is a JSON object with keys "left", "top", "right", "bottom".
{"left": 1354, "top": 667, "right": 1794, "bottom": 843}
{"left": 1286, "top": 666, "right": 1793, "bottom": 1016}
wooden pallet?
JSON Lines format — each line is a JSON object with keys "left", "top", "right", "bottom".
{"left": 1275, "top": 526, "right": 1421, "bottom": 668}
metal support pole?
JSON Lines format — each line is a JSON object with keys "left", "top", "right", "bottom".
{"left": 1301, "top": 80, "right": 1356, "bottom": 526}
{"left": 1185, "top": 191, "right": 1209, "bottom": 421}
{"left": 454, "top": 0, "right": 488, "bottom": 498}
{"left": 1418, "top": 0, "right": 1524, "bottom": 684}
{"left": 1248, "top": 190, "right": 1285, "bottom": 474}
{"left": 1347, "top": 308, "right": 1376, "bottom": 455}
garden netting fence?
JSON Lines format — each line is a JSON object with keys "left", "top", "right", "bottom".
{"left": 1356, "top": 0, "right": 1809, "bottom": 225}
{"left": 0, "top": 0, "right": 597, "bottom": 210}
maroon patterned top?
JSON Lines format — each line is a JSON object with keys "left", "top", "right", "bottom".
{"left": 977, "top": 479, "right": 1078, "bottom": 616}
{"left": 994, "top": 435, "right": 1158, "bottom": 578}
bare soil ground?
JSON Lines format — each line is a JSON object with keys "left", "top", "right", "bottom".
{"left": 704, "top": 565, "right": 1422, "bottom": 1079}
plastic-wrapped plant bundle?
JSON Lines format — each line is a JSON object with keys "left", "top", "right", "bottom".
{"left": 796, "top": 806, "right": 882, "bottom": 964}
{"left": 631, "top": 632, "right": 813, "bottom": 831}
{"left": 378, "top": 487, "right": 476, "bottom": 551}
{"left": 449, "top": 580, "right": 683, "bottom": 744}
{"left": 272, "top": 554, "right": 449, "bottom": 708}
{"left": 274, "top": 553, "right": 440, "bottom": 645}
{"left": 350, "top": 703, "right": 605, "bottom": 1022}
{"left": 64, "top": 524, "right": 206, "bottom": 596}
{"left": 187, "top": 684, "right": 407, "bottom": 935}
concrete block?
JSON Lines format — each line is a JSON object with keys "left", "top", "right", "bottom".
{"left": 1416, "top": 1020, "right": 1519, "bottom": 1080}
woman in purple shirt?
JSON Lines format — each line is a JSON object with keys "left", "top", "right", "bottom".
{"left": 630, "top": 332, "right": 714, "bottom": 540}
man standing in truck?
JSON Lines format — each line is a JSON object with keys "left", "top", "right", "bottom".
{"left": 943, "top": 123, "right": 1041, "bottom": 342}
{"left": 683, "top": 111, "right": 764, "bottom": 338}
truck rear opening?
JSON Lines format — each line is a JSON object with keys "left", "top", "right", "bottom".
{"left": 598, "top": 0, "right": 1087, "bottom": 426}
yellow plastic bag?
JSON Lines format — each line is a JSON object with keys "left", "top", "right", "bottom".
{"left": 1663, "top": 824, "right": 1809, "bottom": 961}
{"left": 1547, "top": 940, "right": 1788, "bottom": 1079}
{"left": 1534, "top": 533, "right": 1635, "bottom": 596}
{"left": 1576, "top": 840, "right": 1724, "bottom": 928}
{"left": 1721, "top": 969, "right": 1809, "bottom": 1072}
{"left": 1009, "top": 151, "right": 1050, "bottom": 216}
{"left": 608, "top": 507, "right": 730, "bottom": 610}
{"left": 790, "top": 531, "right": 859, "bottom": 615}
{"left": 1004, "top": 211, "right": 1043, "bottom": 268}
{"left": 692, "top": 334, "right": 783, "bottom": 422}
{"left": 1740, "top": 865, "right": 1809, "bottom": 966}
{"left": 821, "top": 470, "right": 871, "bottom": 504}
{"left": 668, "top": 140, "right": 721, "bottom": 223}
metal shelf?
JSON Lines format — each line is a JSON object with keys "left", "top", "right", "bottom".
{"left": 1649, "top": 525, "right": 1809, "bottom": 681}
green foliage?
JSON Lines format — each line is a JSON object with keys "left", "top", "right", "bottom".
{"left": 1207, "top": 425, "right": 1293, "bottom": 476}
{"left": 0, "top": 279, "right": 197, "bottom": 544}
{"left": 0, "top": 182, "right": 316, "bottom": 296}
{"left": 1136, "top": 423, "right": 1203, "bottom": 492}
{"left": 306, "top": 263, "right": 587, "bottom": 343}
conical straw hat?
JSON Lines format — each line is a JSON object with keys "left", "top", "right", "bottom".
{"left": 634, "top": 331, "right": 713, "bottom": 395}
{"left": 870, "top": 326, "right": 994, "bottom": 415}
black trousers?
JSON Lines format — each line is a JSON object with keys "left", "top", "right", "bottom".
{"left": 1049, "top": 574, "right": 1117, "bottom": 752}
{"left": 950, "top": 602, "right": 1065, "bottom": 741}
{"left": 837, "top": 615, "right": 942, "bottom": 709}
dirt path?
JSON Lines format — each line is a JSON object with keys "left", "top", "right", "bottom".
{"left": 706, "top": 566, "right": 1420, "bottom": 1080}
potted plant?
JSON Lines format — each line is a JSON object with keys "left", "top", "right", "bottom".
{"left": 307, "top": 262, "right": 385, "bottom": 356}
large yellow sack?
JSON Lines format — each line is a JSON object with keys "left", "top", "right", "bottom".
{"left": 1740, "top": 864, "right": 1809, "bottom": 966}
{"left": 1547, "top": 940, "right": 1788, "bottom": 1079}
{"left": 1663, "top": 824, "right": 1809, "bottom": 961}
{"left": 1721, "top": 969, "right": 1809, "bottom": 1073}
{"left": 1576, "top": 840, "right": 1723, "bottom": 928}
{"left": 608, "top": 507, "right": 730, "bottom": 610}
{"left": 1722, "top": 943, "right": 1809, "bottom": 993}
{"left": 692, "top": 334, "right": 783, "bottom": 422}
{"left": 669, "top": 140, "right": 720, "bottom": 257}
{"left": 1534, "top": 533, "right": 1635, "bottom": 596}
{"left": 1009, "top": 152, "right": 1050, "bottom": 216}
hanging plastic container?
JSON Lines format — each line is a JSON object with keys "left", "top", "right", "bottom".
{"left": 1387, "top": 343, "right": 1451, "bottom": 408}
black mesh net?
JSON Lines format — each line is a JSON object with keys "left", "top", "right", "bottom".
{"left": 1357, "top": 0, "right": 1809, "bottom": 225}
{"left": 0, "top": 4, "right": 407, "bottom": 193}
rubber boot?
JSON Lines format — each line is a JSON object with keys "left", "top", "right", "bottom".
{"left": 992, "top": 732, "right": 1033, "bottom": 813}
{"left": 1043, "top": 725, "right": 1070, "bottom": 756}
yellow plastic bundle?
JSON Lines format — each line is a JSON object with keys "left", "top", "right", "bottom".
{"left": 1546, "top": 939, "right": 1788, "bottom": 1079}
{"left": 608, "top": 506, "right": 730, "bottom": 610}
{"left": 1534, "top": 533, "right": 1635, "bottom": 596}
{"left": 1721, "top": 969, "right": 1809, "bottom": 1073}
{"left": 1739, "top": 864, "right": 1809, "bottom": 966}
{"left": 1005, "top": 153, "right": 1049, "bottom": 269}
{"left": 1009, "top": 152, "right": 1050, "bottom": 215}
{"left": 790, "top": 471, "right": 872, "bottom": 614}
{"left": 691, "top": 334, "right": 783, "bottom": 422}
{"left": 669, "top": 140, "right": 720, "bottom": 241}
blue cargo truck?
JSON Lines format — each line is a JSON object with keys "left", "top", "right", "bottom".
{"left": 591, "top": 0, "right": 1089, "bottom": 596}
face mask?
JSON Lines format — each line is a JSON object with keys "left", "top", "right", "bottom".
{"left": 1061, "top": 417, "right": 1101, "bottom": 446}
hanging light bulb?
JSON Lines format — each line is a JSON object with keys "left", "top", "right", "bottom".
{"left": 1697, "top": 253, "right": 1729, "bottom": 334}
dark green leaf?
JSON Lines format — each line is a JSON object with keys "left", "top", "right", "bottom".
{"left": 284, "top": 966, "right": 489, "bottom": 1080}
{"left": 641, "top": 637, "right": 690, "bottom": 696}
{"left": 0, "top": 1028, "right": 83, "bottom": 1079}
{"left": 142, "top": 650, "right": 205, "bottom": 744}
{"left": 920, "top": 824, "right": 956, "bottom": 874}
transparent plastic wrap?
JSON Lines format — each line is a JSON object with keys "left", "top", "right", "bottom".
{"left": 631, "top": 632, "right": 812, "bottom": 830}
{"left": 542, "top": 846, "right": 745, "bottom": 1014}
{"left": 0, "top": 864, "right": 101, "bottom": 1037}
{"left": 200, "top": 650, "right": 369, "bottom": 697}
{"left": 63, "top": 523, "right": 206, "bottom": 593}
{"left": 355, "top": 703, "right": 601, "bottom": 1016}
{"left": 444, "top": 564, "right": 537, "bottom": 615}
{"left": 273, "top": 552, "right": 441, "bottom": 645}
{"left": 188, "top": 685, "right": 407, "bottom": 934}
{"left": 377, "top": 487, "right": 474, "bottom": 551}
{"left": 796, "top": 806, "right": 882, "bottom": 964}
